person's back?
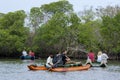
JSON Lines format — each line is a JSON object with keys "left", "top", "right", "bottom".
{"left": 53, "top": 53, "right": 63, "bottom": 67}
{"left": 100, "top": 51, "right": 109, "bottom": 66}
{"left": 31, "top": 52, "right": 35, "bottom": 57}
{"left": 22, "top": 50, "right": 27, "bottom": 56}
{"left": 97, "top": 51, "right": 102, "bottom": 62}
{"left": 101, "top": 53, "right": 108, "bottom": 62}
{"left": 88, "top": 50, "right": 95, "bottom": 62}
{"left": 61, "top": 50, "right": 68, "bottom": 65}
{"left": 53, "top": 52, "right": 61, "bottom": 64}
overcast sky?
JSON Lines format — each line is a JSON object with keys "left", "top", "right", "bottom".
{"left": 0, "top": 0, "right": 120, "bottom": 13}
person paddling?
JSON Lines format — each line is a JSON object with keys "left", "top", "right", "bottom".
{"left": 45, "top": 54, "right": 54, "bottom": 69}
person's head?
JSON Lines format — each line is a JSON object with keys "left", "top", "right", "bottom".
{"left": 49, "top": 54, "right": 53, "bottom": 58}
{"left": 63, "top": 50, "right": 67, "bottom": 54}
{"left": 98, "top": 51, "right": 102, "bottom": 55}
{"left": 57, "top": 51, "right": 61, "bottom": 56}
{"left": 103, "top": 50, "right": 107, "bottom": 53}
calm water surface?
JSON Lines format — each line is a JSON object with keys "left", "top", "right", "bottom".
{"left": 0, "top": 59, "right": 120, "bottom": 80}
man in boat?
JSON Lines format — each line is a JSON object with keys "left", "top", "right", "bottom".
{"left": 21, "top": 50, "right": 28, "bottom": 59}
{"left": 53, "top": 50, "right": 79, "bottom": 67}
{"left": 52, "top": 50, "right": 71, "bottom": 67}
{"left": 22, "top": 50, "right": 28, "bottom": 57}
{"left": 45, "top": 54, "right": 54, "bottom": 68}
{"left": 52, "top": 51, "right": 63, "bottom": 67}
{"left": 100, "top": 50, "right": 109, "bottom": 66}
{"left": 61, "top": 50, "right": 77, "bottom": 64}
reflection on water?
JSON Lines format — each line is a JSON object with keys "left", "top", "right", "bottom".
{"left": 0, "top": 59, "right": 120, "bottom": 80}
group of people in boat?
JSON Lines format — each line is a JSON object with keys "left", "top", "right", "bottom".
{"left": 45, "top": 50, "right": 77, "bottom": 68}
{"left": 21, "top": 50, "right": 35, "bottom": 60}
{"left": 86, "top": 50, "right": 109, "bottom": 66}
{"left": 46, "top": 50, "right": 109, "bottom": 68}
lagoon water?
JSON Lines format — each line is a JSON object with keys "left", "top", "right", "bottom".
{"left": 0, "top": 59, "right": 120, "bottom": 80}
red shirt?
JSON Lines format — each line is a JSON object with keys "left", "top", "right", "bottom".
{"left": 88, "top": 52, "right": 95, "bottom": 62}
{"left": 31, "top": 52, "right": 35, "bottom": 57}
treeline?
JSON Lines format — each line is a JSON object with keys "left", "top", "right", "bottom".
{"left": 0, "top": 1, "right": 120, "bottom": 59}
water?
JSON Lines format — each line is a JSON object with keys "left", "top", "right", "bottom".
{"left": 0, "top": 59, "right": 120, "bottom": 80}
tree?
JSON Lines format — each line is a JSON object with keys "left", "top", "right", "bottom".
{"left": 0, "top": 10, "right": 29, "bottom": 57}
{"left": 31, "top": 1, "right": 75, "bottom": 55}
{"left": 100, "top": 12, "right": 120, "bottom": 53}
{"left": 29, "top": 7, "right": 44, "bottom": 33}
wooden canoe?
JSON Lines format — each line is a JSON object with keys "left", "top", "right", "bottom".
{"left": 49, "top": 64, "right": 91, "bottom": 72}
{"left": 28, "top": 65, "right": 47, "bottom": 70}
{"left": 28, "top": 64, "right": 91, "bottom": 72}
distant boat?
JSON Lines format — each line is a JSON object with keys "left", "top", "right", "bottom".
{"left": 20, "top": 56, "right": 35, "bottom": 60}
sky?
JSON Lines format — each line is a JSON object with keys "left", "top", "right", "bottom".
{"left": 0, "top": 0, "right": 120, "bottom": 13}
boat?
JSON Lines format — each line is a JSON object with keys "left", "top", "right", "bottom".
{"left": 91, "top": 63, "right": 107, "bottom": 67}
{"left": 49, "top": 64, "right": 90, "bottom": 72}
{"left": 20, "top": 56, "right": 35, "bottom": 60}
{"left": 100, "top": 63, "right": 107, "bottom": 67}
{"left": 28, "top": 65, "right": 47, "bottom": 70}
{"left": 27, "top": 64, "right": 91, "bottom": 72}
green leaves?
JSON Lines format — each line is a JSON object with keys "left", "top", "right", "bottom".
{"left": 0, "top": 10, "right": 28, "bottom": 56}
{"left": 101, "top": 12, "right": 120, "bottom": 53}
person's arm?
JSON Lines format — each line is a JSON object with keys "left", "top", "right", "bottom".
{"left": 65, "top": 55, "right": 71, "bottom": 61}
{"left": 47, "top": 57, "right": 53, "bottom": 67}
{"left": 105, "top": 54, "right": 109, "bottom": 59}
{"left": 48, "top": 63, "right": 53, "bottom": 67}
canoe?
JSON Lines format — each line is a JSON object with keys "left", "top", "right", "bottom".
{"left": 20, "top": 56, "right": 35, "bottom": 60}
{"left": 91, "top": 63, "right": 107, "bottom": 67}
{"left": 28, "top": 65, "right": 47, "bottom": 70}
{"left": 100, "top": 63, "right": 107, "bottom": 67}
{"left": 28, "top": 64, "right": 91, "bottom": 72}
{"left": 49, "top": 64, "right": 91, "bottom": 72}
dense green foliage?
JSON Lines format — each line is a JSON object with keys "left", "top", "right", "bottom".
{"left": 0, "top": 1, "right": 120, "bottom": 58}
{"left": 0, "top": 10, "right": 29, "bottom": 57}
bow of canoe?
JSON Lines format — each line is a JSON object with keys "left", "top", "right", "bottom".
{"left": 28, "top": 65, "right": 47, "bottom": 70}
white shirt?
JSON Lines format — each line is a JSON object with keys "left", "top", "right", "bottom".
{"left": 46, "top": 56, "right": 53, "bottom": 67}
{"left": 101, "top": 53, "right": 109, "bottom": 61}
{"left": 97, "top": 55, "right": 102, "bottom": 62}
{"left": 22, "top": 51, "right": 27, "bottom": 56}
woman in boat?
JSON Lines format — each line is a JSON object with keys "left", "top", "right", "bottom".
{"left": 45, "top": 54, "right": 54, "bottom": 68}
{"left": 29, "top": 50, "right": 35, "bottom": 60}
{"left": 85, "top": 56, "right": 93, "bottom": 66}
{"left": 87, "top": 50, "right": 95, "bottom": 62}
{"left": 97, "top": 51, "right": 102, "bottom": 63}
